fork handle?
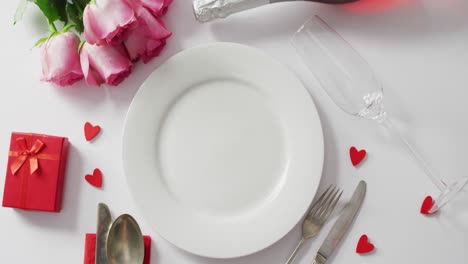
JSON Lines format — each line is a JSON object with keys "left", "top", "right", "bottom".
{"left": 311, "top": 253, "right": 327, "bottom": 264}
{"left": 285, "top": 238, "right": 305, "bottom": 264}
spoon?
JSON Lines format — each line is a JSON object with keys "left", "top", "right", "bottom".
{"left": 106, "top": 214, "right": 145, "bottom": 264}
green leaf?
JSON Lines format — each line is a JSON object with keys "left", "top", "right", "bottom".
{"left": 14, "top": 0, "right": 29, "bottom": 25}
{"left": 66, "top": 0, "right": 91, "bottom": 32}
{"left": 78, "top": 40, "right": 86, "bottom": 53}
{"left": 62, "top": 23, "right": 76, "bottom": 33}
{"left": 75, "top": 0, "right": 91, "bottom": 10}
{"left": 33, "top": 0, "right": 58, "bottom": 23}
{"left": 54, "top": 0, "right": 68, "bottom": 24}
{"left": 32, "top": 31, "right": 59, "bottom": 48}
{"left": 33, "top": 36, "right": 49, "bottom": 47}
{"left": 66, "top": 2, "right": 84, "bottom": 33}
{"left": 32, "top": 0, "right": 67, "bottom": 24}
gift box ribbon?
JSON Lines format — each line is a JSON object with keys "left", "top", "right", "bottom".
{"left": 9, "top": 137, "right": 60, "bottom": 175}
{"left": 8, "top": 137, "right": 61, "bottom": 207}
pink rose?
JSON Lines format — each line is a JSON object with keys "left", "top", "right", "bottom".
{"left": 141, "top": 0, "right": 172, "bottom": 16}
{"left": 80, "top": 42, "right": 132, "bottom": 86}
{"left": 83, "top": 0, "right": 139, "bottom": 45}
{"left": 124, "top": 7, "right": 171, "bottom": 63}
{"left": 162, "top": 0, "right": 173, "bottom": 15}
{"left": 40, "top": 32, "right": 83, "bottom": 86}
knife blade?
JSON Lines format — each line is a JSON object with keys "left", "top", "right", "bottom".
{"left": 313, "top": 181, "right": 366, "bottom": 264}
{"left": 96, "top": 203, "right": 112, "bottom": 264}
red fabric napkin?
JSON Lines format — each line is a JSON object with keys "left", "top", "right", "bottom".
{"left": 84, "top": 233, "right": 151, "bottom": 264}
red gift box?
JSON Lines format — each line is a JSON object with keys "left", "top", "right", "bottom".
{"left": 83, "top": 233, "right": 152, "bottom": 264}
{"left": 2, "top": 132, "right": 69, "bottom": 212}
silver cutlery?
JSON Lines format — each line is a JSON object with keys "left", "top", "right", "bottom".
{"left": 96, "top": 203, "right": 112, "bottom": 264}
{"left": 286, "top": 185, "right": 343, "bottom": 264}
{"left": 312, "top": 181, "right": 366, "bottom": 264}
{"left": 107, "top": 214, "right": 145, "bottom": 264}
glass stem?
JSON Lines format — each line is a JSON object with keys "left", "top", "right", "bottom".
{"left": 379, "top": 116, "right": 447, "bottom": 191}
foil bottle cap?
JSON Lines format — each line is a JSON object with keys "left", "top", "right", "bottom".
{"left": 193, "top": 0, "right": 269, "bottom": 22}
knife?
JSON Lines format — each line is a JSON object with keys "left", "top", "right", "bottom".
{"left": 96, "top": 203, "right": 112, "bottom": 264}
{"left": 312, "top": 181, "right": 366, "bottom": 264}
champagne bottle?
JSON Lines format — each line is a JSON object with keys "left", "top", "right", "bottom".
{"left": 193, "top": 0, "right": 358, "bottom": 22}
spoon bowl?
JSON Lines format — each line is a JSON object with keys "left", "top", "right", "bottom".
{"left": 107, "top": 214, "right": 144, "bottom": 264}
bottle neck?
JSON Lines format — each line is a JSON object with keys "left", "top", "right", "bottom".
{"left": 193, "top": 0, "right": 270, "bottom": 22}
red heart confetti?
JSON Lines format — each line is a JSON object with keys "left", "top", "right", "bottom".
{"left": 350, "top": 146, "right": 367, "bottom": 167}
{"left": 356, "top": 234, "right": 375, "bottom": 254}
{"left": 85, "top": 168, "right": 103, "bottom": 188}
{"left": 84, "top": 122, "right": 101, "bottom": 141}
{"left": 420, "top": 195, "right": 435, "bottom": 215}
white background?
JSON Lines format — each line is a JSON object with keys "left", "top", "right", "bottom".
{"left": 1, "top": 0, "right": 468, "bottom": 263}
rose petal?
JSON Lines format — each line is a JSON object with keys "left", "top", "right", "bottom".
{"left": 124, "top": 27, "right": 147, "bottom": 62}
{"left": 80, "top": 45, "right": 104, "bottom": 86}
{"left": 141, "top": 0, "right": 165, "bottom": 17}
{"left": 40, "top": 32, "right": 83, "bottom": 86}
{"left": 108, "top": 67, "right": 132, "bottom": 86}
{"left": 80, "top": 43, "right": 132, "bottom": 86}
{"left": 138, "top": 8, "right": 172, "bottom": 40}
{"left": 123, "top": 8, "right": 170, "bottom": 63}
{"left": 83, "top": 0, "right": 138, "bottom": 45}
{"left": 142, "top": 40, "right": 165, "bottom": 63}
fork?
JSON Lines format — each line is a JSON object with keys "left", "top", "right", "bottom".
{"left": 285, "top": 185, "right": 343, "bottom": 264}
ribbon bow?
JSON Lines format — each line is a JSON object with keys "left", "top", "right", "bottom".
{"left": 10, "top": 138, "right": 45, "bottom": 175}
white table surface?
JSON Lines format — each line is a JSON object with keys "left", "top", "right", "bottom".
{"left": 1, "top": 0, "right": 468, "bottom": 263}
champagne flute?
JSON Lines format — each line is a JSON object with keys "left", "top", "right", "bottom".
{"left": 291, "top": 15, "right": 468, "bottom": 212}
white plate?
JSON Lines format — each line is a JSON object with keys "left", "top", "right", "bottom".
{"left": 123, "top": 43, "right": 324, "bottom": 258}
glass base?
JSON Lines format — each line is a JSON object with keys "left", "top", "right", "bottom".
{"left": 430, "top": 177, "right": 468, "bottom": 213}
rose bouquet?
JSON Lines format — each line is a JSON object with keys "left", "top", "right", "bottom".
{"left": 15, "top": 0, "right": 172, "bottom": 87}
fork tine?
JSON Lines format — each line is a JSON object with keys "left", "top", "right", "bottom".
{"left": 319, "top": 189, "right": 342, "bottom": 223}
{"left": 318, "top": 188, "right": 341, "bottom": 218}
{"left": 313, "top": 186, "right": 337, "bottom": 218}
{"left": 307, "top": 185, "right": 333, "bottom": 217}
